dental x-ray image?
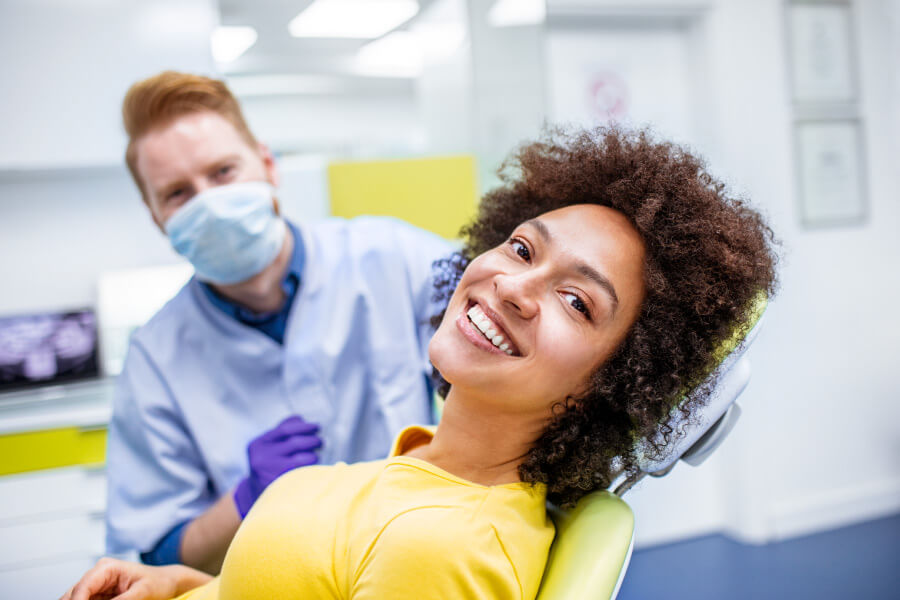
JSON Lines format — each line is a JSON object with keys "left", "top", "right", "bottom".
{"left": 0, "top": 310, "right": 99, "bottom": 391}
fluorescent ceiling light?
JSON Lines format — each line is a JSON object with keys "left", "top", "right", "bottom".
{"left": 487, "top": 0, "right": 546, "bottom": 27}
{"left": 211, "top": 26, "right": 258, "bottom": 63}
{"left": 289, "top": 0, "right": 419, "bottom": 39}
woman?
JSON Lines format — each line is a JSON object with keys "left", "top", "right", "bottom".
{"left": 63, "top": 127, "right": 777, "bottom": 600}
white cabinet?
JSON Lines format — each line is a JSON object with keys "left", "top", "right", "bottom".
{"left": 0, "top": 556, "right": 98, "bottom": 600}
{"left": 0, "top": 467, "right": 108, "bottom": 599}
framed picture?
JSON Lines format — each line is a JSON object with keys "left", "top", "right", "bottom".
{"left": 788, "top": 2, "right": 857, "bottom": 103}
{"left": 795, "top": 119, "right": 866, "bottom": 227}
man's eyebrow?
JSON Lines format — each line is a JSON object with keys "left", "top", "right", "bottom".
{"left": 153, "top": 155, "right": 243, "bottom": 198}
{"left": 155, "top": 180, "right": 186, "bottom": 199}
{"left": 522, "top": 218, "right": 620, "bottom": 311}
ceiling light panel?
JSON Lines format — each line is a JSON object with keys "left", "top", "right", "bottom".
{"left": 289, "top": 0, "right": 420, "bottom": 39}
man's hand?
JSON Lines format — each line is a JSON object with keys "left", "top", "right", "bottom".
{"left": 60, "top": 558, "right": 211, "bottom": 600}
{"left": 233, "top": 415, "right": 322, "bottom": 517}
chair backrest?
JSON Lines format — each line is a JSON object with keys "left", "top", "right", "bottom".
{"left": 535, "top": 492, "right": 634, "bottom": 600}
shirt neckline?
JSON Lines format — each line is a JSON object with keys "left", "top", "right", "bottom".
{"left": 387, "top": 425, "right": 547, "bottom": 494}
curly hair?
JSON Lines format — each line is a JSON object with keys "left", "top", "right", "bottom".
{"left": 431, "top": 126, "right": 778, "bottom": 508}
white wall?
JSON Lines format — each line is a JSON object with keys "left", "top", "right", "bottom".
{"left": 549, "top": 0, "right": 900, "bottom": 548}
{"left": 0, "top": 170, "right": 180, "bottom": 315}
{"left": 0, "top": 0, "right": 217, "bottom": 315}
{"left": 238, "top": 93, "right": 425, "bottom": 159}
{"left": 0, "top": 0, "right": 217, "bottom": 168}
{"left": 743, "top": 0, "right": 900, "bottom": 542}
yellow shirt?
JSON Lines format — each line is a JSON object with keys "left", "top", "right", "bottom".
{"left": 175, "top": 426, "right": 554, "bottom": 600}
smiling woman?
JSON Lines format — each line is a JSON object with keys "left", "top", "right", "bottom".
{"left": 61, "top": 126, "right": 777, "bottom": 600}
{"left": 431, "top": 126, "right": 779, "bottom": 508}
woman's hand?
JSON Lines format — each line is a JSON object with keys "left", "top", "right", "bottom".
{"left": 60, "top": 558, "right": 212, "bottom": 600}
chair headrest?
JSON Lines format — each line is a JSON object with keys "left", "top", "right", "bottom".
{"left": 634, "top": 293, "right": 768, "bottom": 475}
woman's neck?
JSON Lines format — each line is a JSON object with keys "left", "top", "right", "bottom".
{"left": 407, "top": 388, "right": 550, "bottom": 487}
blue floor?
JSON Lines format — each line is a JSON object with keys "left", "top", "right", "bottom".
{"left": 616, "top": 514, "right": 900, "bottom": 600}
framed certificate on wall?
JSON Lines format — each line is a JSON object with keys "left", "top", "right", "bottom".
{"left": 788, "top": 2, "right": 857, "bottom": 103}
{"left": 795, "top": 119, "right": 866, "bottom": 227}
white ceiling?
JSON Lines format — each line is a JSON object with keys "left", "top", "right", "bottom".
{"left": 217, "top": 0, "right": 442, "bottom": 77}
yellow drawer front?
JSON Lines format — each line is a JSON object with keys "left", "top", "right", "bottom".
{"left": 0, "top": 427, "right": 106, "bottom": 476}
{"left": 328, "top": 155, "right": 479, "bottom": 240}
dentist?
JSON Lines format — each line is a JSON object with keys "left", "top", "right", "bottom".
{"left": 105, "top": 71, "right": 451, "bottom": 574}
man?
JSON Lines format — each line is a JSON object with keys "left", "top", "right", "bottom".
{"left": 106, "top": 71, "right": 452, "bottom": 573}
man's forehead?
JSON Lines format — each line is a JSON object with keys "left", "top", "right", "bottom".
{"left": 135, "top": 113, "right": 249, "bottom": 184}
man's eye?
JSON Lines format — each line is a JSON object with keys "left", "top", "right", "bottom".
{"left": 167, "top": 189, "right": 185, "bottom": 201}
{"left": 218, "top": 165, "right": 232, "bottom": 176}
{"left": 563, "top": 292, "right": 591, "bottom": 319}
{"left": 510, "top": 239, "right": 531, "bottom": 261}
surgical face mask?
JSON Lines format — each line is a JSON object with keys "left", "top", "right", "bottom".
{"left": 164, "top": 181, "right": 286, "bottom": 285}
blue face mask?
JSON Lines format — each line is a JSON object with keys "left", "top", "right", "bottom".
{"left": 164, "top": 181, "right": 286, "bottom": 285}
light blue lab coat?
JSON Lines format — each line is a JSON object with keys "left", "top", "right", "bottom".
{"left": 105, "top": 217, "right": 453, "bottom": 554}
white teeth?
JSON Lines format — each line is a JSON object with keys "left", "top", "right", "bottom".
{"left": 466, "top": 303, "right": 516, "bottom": 356}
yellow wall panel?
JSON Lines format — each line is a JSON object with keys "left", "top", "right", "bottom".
{"left": 0, "top": 427, "right": 107, "bottom": 476}
{"left": 328, "top": 155, "right": 479, "bottom": 240}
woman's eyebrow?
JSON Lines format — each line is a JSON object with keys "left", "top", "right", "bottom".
{"left": 522, "top": 218, "right": 620, "bottom": 312}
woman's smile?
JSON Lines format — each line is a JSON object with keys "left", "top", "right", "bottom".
{"left": 454, "top": 300, "right": 521, "bottom": 357}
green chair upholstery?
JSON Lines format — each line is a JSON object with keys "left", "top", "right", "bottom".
{"left": 536, "top": 492, "right": 635, "bottom": 600}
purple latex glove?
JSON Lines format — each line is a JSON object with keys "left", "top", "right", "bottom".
{"left": 233, "top": 416, "right": 322, "bottom": 518}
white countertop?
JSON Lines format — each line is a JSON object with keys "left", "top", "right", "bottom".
{"left": 0, "top": 379, "right": 113, "bottom": 435}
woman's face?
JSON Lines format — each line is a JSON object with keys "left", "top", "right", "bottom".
{"left": 429, "top": 204, "right": 646, "bottom": 415}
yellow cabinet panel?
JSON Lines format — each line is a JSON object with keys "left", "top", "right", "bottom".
{"left": 0, "top": 427, "right": 106, "bottom": 476}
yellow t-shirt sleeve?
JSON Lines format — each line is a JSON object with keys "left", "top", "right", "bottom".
{"left": 351, "top": 506, "right": 523, "bottom": 600}
{"left": 170, "top": 576, "right": 220, "bottom": 600}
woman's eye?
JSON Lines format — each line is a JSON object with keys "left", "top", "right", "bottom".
{"left": 563, "top": 292, "right": 591, "bottom": 319}
{"left": 510, "top": 239, "right": 531, "bottom": 261}
{"left": 217, "top": 165, "right": 233, "bottom": 177}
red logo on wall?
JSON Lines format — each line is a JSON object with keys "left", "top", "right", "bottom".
{"left": 587, "top": 71, "right": 629, "bottom": 121}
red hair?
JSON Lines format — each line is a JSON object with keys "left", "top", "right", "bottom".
{"left": 122, "top": 71, "right": 258, "bottom": 198}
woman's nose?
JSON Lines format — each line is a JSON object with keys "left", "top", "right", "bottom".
{"left": 494, "top": 272, "right": 540, "bottom": 319}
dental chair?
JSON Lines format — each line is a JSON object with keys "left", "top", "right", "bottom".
{"left": 535, "top": 297, "right": 768, "bottom": 600}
